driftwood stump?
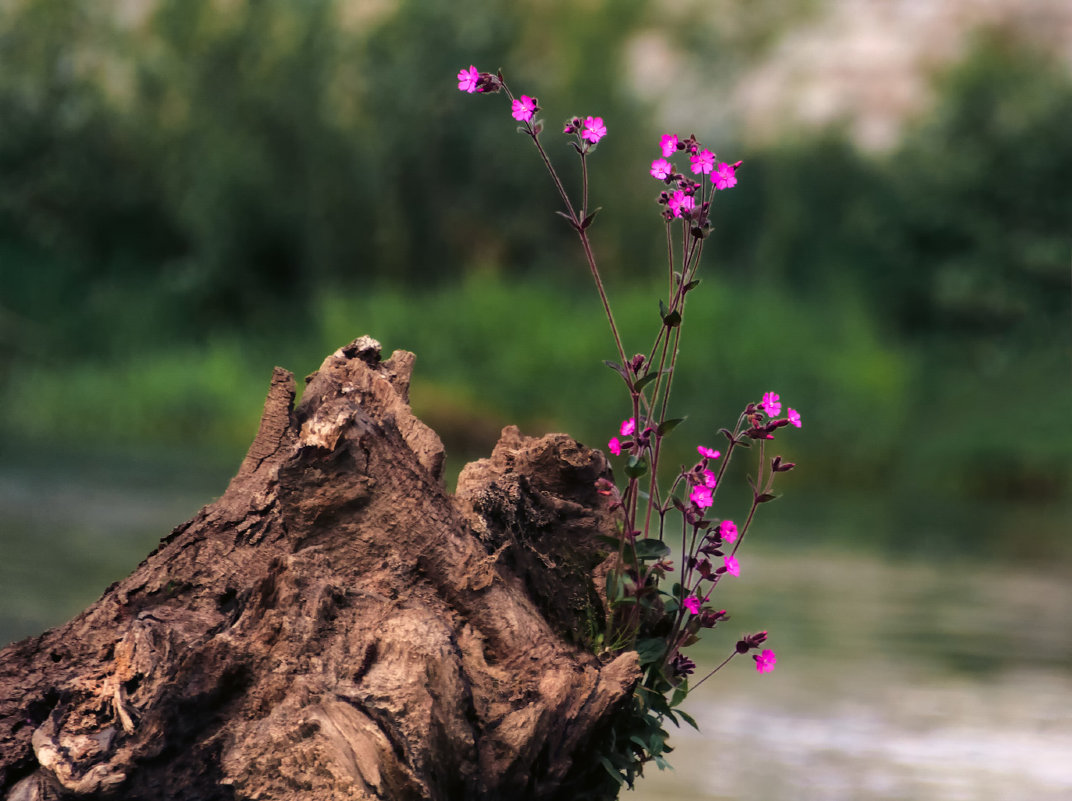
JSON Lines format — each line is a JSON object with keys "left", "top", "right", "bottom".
{"left": 0, "top": 337, "right": 640, "bottom": 800}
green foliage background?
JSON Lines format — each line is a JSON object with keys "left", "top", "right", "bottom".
{"left": 1, "top": 1, "right": 1069, "bottom": 559}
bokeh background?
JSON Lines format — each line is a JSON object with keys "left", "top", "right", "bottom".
{"left": 1, "top": 1, "right": 1070, "bottom": 798}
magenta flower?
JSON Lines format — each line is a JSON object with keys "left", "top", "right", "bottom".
{"left": 668, "top": 190, "right": 695, "bottom": 218}
{"left": 582, "top": 116, "right": 607, "bottom": 143}
{"left": 660, "top": 134, "right": 679, "bottom": 158}
{"left": 511, "top": 95, "right": 537, "bottom": 122}
{"left": 788, "top": 408, "right": 802, "bottom": 428}
{"left": 761, "top": 392, "right": 782, "bottom": 417}
{"left": 683, "top": 595, "right": 702, "bottom": 615}
{"left": 712, "top": 160, "right": 741, "bottom": 190}
{"left": 690, "top": 148, "right": 715, "bottom": 175}
{"left": 690, "top": 484, "right": 713, "bottom": 509}
{"left": 724, "top": 554, "right": 740, "bottom": 576}
{"left": 650, "top": 158, "right": 673, "bottom": 180}
{"left": 702, "top": 468, "right": 717, "bottom": 489}
{"left": 619, "top": 417, "right": 636, "bottom": 436}
{"left": 697, "top": 445, "right": 721, "bottom": 460}
{"left": 608, "top": 436, "right": 622, "bottom": 456}
{"left": 720, "top": 520, "right": 738, "bottom": 543}
{"left": 457, "top": 65, "right": 480, "bottom": 94}
{"left": 754, "top": 649, "right": 777, "bottom": 674}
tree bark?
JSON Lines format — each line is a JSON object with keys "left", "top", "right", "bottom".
{"left": 0, "top": 336, "right": 639, "bottom": 801}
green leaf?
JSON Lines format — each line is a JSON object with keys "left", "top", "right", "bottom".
{"left": 657, "top": 417, "right": 686, "bottom": 436}
{"left": 624, "top": 455, "right": 648, "bottom": 479}
{"left": 684, "top": 278, "right": 701, "bottom": 292}
{"left": 658, "top": 299, "right": 682, "bottom": 328}
{"left": 676, "top": 709, "right": 700, "bottom": 730}
{"left": 580, "top": 206, "right": 602, "bottom": 230}
{"left": 633, "top": 538, "right": 671, "bottom": 560}
{"left": 603, "top": 360, "right": 627, "bottom": 379}
{"left": 634, "top": 637, "right": 666, "bottom": 666}
{"left": 599, "top": 757, "right": 626, "bottom": 785}
{"left": 634, "top": 372, "right": 659, "bottom": 392}
{"left": 756, "top": 492, "right": 779, "bottom": 504}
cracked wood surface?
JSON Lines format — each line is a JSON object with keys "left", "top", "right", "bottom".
{"left": 0, "top": 336, "right": 638, "bottom": 801}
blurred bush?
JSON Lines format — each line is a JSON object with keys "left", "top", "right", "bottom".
{"left": 0, "top": 3, "right": 1069, "bottom": 552}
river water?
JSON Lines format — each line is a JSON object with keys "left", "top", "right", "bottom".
{"left": 2, "top": 456, "right": 1070, "bottom": 800}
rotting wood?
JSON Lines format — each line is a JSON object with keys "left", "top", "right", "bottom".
{"left": 0, "top": 336, "right": 639, "bottom": 801}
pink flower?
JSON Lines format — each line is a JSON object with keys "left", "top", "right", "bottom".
{"left": 668, "top": 190, "right": 695, "bottom": 218}
{"left": 720, "top": 520, "right": 738, "bottom": 543}
{"left": 660, "top": 134, "right": 679, "bottom": 158}
{"left": 761, "top": 392, "right": 782, "bottom": 417}
{"left": 511, "top": 95, "right": 537, "bottom": 122}
{"left": 582, "top": 116, "right": 607, "bottom": 143}
{"left": 608, "top": 437, "right": 622, "bottom": 456}
{"left": 724, "top": 554, "right": 740, "bottom": 576}
{"left": 702, "top": 468, "right": 717, "bottom": 489}
{"left": 697, "top": 445, "right": 721, "bottom": 460}
{"left": 683, "top": 595, "right": 702, "bottom": 615}
{"left": 690, "top": 484, "right": 713, "bottom": 509}
{"left": 619, "top": 418, "right": 636, "bottom": 436}
{"left": 712, "top": 160, "right": 741, "bottom": 190}
{"left": 650, "top": 158, "right": 673, "bottom": 180}
{"left": 690, "top": 149, "right": 715, "bottom": 175}
{"left": 788, "top": 408, "right": 802, "bottom": 428}
{"left": 753, "top": 649, "right": 777, "bottom": 673}
{"left": 457, "top": 65, "right": 480, "bottom": 93}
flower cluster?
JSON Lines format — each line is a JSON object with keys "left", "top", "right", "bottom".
{"left": 458, "top": 64, "right": 802, "bottom": 788}
{"left": 650, "top": 134, "right": 741, "bottom": 222}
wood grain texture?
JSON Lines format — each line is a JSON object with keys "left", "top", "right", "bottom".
{"left": 0, "top": 337, "right": 638, "bottom": 800}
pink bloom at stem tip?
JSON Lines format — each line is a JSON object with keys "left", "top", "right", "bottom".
{"left": 660, "top": 134, "right": 679, "bottom": 158}
{"left": 650, "top": 158, "right": 673, "bottom": 180}
{"left": 712, "top": 160, "right": 741, "bottom": 190}
{"left": 754, "top": 649, "right": 777, "bottom": 673}
{"left": 457, "top": 65, "right": 480, "bottom": 93}
{"left": 697, "top": 445, "right": 721, "bottom": 460}
{"left": 690, "top": 484, "right": 713, "bottom": 509}
{"left": 761, "top": 392, "right": 782, "bottom": 417}
{"left": 511, "top": 95, "right": 537, "bottom": 122}
{"left": 668, "top": 190, "right": 695, "bottom": 218}
{"left": 788, "top": 408, "right": 802, "bottom": 428}
{"left": 608, "top": 437, "right": 622, "bottom": 456}
{"left": 619, "top": 418, "right": 636, "bottom": 437}
{"left": 581, "top": 116, "right": 607, "bottom": 143}
{"left": 724, "top": 554, "right": 740, "bottom": 576}
{"left": 720, "top": 520, "right": 738, "bottom": 543}
{"left": 690, "top": 149, "right": 715, "bottom": 175}
{"left": 683, "top": 595, "right": 702, "bottom": 615}
{"left": 702, "top": 468, "right": 717, "bottom": 489}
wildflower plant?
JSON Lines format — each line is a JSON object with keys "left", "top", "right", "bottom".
{"left": 458, "top": 66, "right": 801, "bottom": 793}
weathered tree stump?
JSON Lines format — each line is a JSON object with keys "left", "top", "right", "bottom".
{"left": 0, "top": 337, "right": 639, "bottom": 800}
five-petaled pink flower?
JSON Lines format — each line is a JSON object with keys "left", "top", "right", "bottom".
{"left": 788, "top": 408, "right": 802, "bottom": 428}
{"left": 761, "top": 392, "right": 782, "bottom": 417}
{"left": 619, "top": 418, "right": 636, "bottom": 436}
{"left": 608, "top": 437, "right": 622, "bottom": 456}
{"left": 668, "top": 190, "right": 694, "bottom": 218}
{"left": 683, "top": 595, "right": 702, "bottom": 615}
{"left": 660, "top": 134, "right": 679, "bottom": 158}
{"left": 697, "top": 445, "right": 721, "bottom": 460}
{"left": 582, "top": 116, "right": 607, "bottom": 143}
{"left": 712, "top": 160, "right": 741, "bottom": 190}
{"left": 690, "top": 149, "right": 715, "bottom": 175}
{"left": 720, "top": 520, "right": 738, "bottom": 543}
{"left": 690, "top": 484, "right": 713, "bottom": 509}
{"left": 650, "top": 158, "right": 673, "bottom": 180}
{"left": 724, "top": 554, "right": 740, "bottom": 576}
{"left": 702, "top": 468, "right": 717, "bottom": 489}
{"left": 457, "top": 65, "right": 480, "bottom": 93}
{"left": 754, "top": 649, "right": 777, "bottom": 673}
{"left": 511, "top": 95, "right": 537, "bottom": 122}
